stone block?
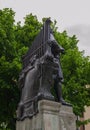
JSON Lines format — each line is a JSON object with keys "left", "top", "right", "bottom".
{"left": 16, "top": 100, "right": 76, "bottom": 130}
{"left": 59, "top": 105, "right": 76, "bottom": 130}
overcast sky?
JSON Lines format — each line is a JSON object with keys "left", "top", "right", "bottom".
{"left": 0, "top": 0, "right": 90, "bottom": 56}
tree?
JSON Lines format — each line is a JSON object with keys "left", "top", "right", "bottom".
{"left": 54, "top": 30, "right": 90, "bottom": 116}
{"left": 0, "top": 8, "right": 90, "bottom": 129}
{"left": 0, "top": 9, "right": 42, "bottom": 129}
{"left": 0, "top": 8, "right": 27, "bottom": 130}
{"left": 14, "top": 13, "right": 42, "bottom": 47}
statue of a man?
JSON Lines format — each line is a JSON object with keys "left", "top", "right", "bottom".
{"left": 50, "top": 33, "right": 69, "bottom": 105}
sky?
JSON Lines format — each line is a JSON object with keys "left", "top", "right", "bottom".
{"left": 0, "top": 0, "right": 90, "bottom": 56}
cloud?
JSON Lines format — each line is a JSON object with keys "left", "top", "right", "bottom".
{"left": 66, "top": 24, "right": 90, "bottom": 56}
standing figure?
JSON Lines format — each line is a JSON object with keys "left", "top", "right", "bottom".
{"left": 50, "top": 33, "right": 69, "bottom": 105}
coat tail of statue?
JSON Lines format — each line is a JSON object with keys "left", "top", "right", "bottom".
{"left": 17, "top": 19, "right": 69, "bottom": 121}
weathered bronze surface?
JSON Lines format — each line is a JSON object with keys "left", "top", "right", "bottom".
{"left": 17, "top": 19, "right": 67, "bottom": 120}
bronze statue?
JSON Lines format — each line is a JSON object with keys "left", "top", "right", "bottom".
{"left": 17, "top": 19, "right": 69, "bottom": 121}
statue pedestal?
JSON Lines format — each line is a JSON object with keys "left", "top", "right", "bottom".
{"left": 59, "top": 105, "right": 76, "bottom": 130}
{"left": 16, "top": 100, "right": 76, "bottom": 130}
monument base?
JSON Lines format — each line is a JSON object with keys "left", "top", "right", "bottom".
{"left": 16, "top": 100, "right": 76, "bottom": 130}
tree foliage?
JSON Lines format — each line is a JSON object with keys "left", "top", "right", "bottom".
{"left": 54, "top": 30, "right": 90, "bottom": 116}
{"left": 0, "top": 8, "right": 90, "bottom": 129}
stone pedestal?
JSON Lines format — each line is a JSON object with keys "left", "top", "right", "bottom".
{"left": 59, "top": 105, "right": 76, "bottom": 130}
{"left": 16, "top": 100, "right": 76, "bottom": 130}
